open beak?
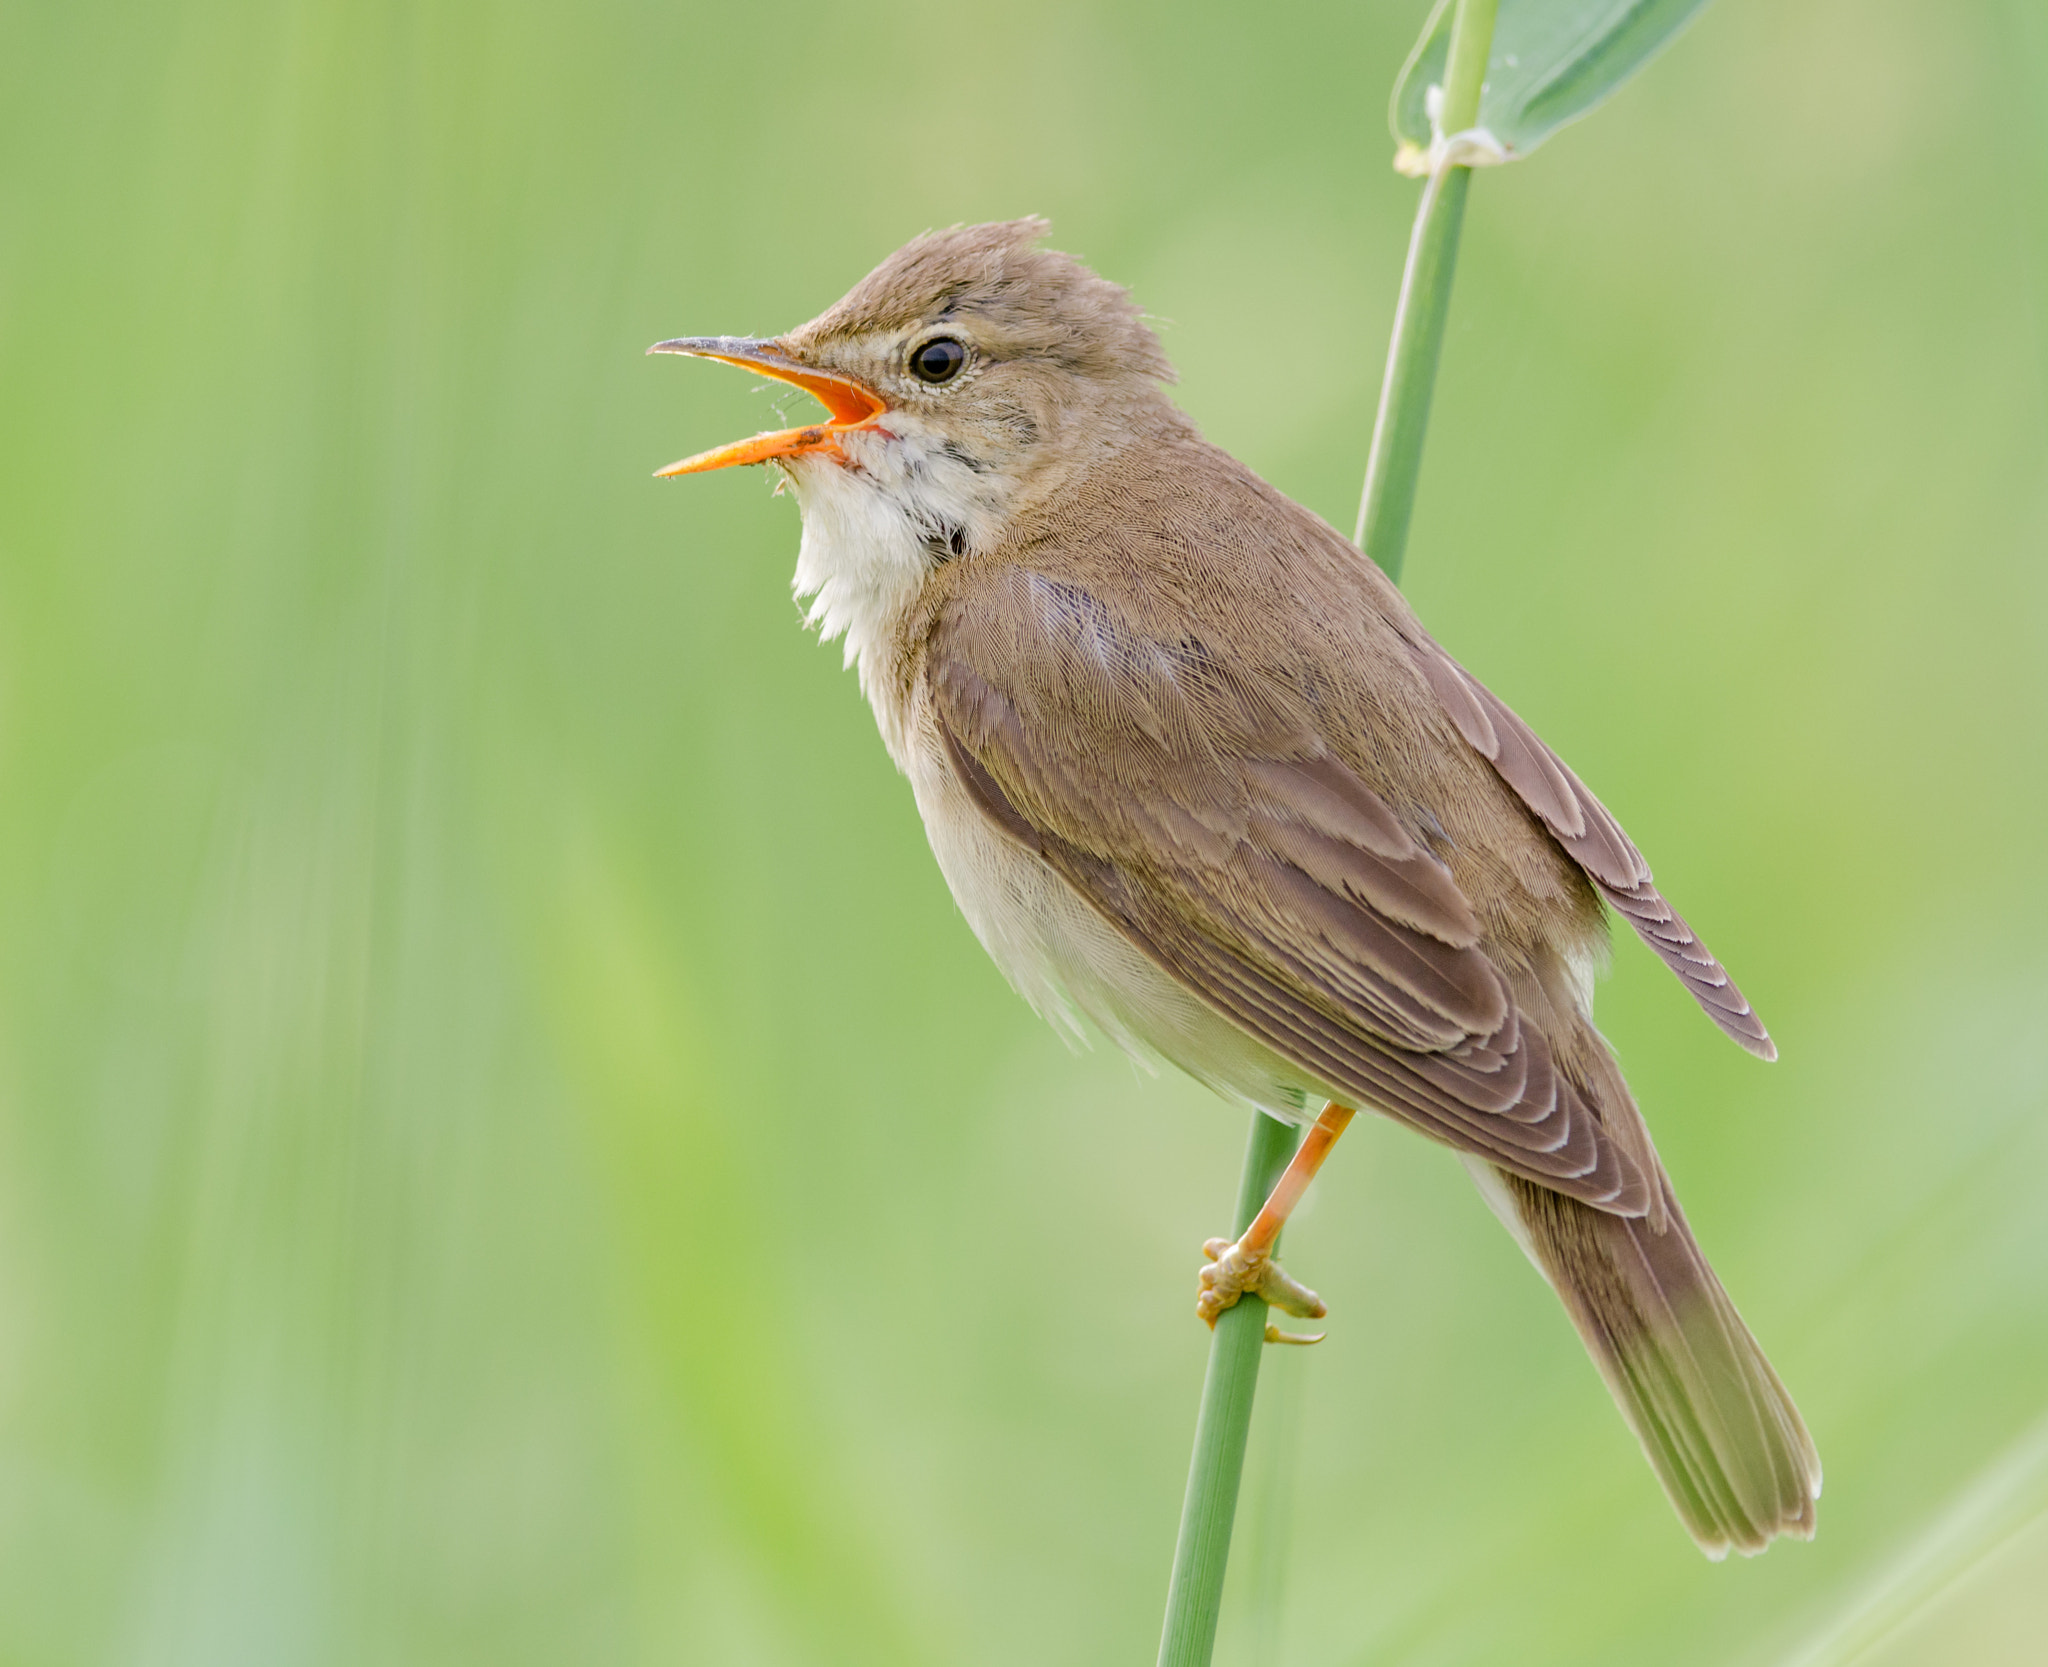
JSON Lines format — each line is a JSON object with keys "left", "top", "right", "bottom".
{"left": 647, "top": 336, "right": 886, "bottom": 476}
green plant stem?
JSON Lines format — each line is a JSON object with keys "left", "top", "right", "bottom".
{"left": 1156, "top": 5, "right": 1501, "bottom": 1664}
{"left": 1441, "top": 0, "right": 1498, "bottom": 134}
{"left": 1155, "top": 1112, "right": 1301, "bottom": 1667}
{"left": 1353, "top": 0, "right": 1498, "bottom": 576}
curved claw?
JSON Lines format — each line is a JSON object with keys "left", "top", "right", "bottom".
{"left": 1197, "top": 1235, "right": 1329, "bottom": 1328}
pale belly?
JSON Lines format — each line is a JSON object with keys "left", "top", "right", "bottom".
{"left": 905, "top": 744, "right": 1324, "bottom": 1125}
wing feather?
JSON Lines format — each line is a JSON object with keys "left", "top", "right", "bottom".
{"left": 927, "top": 580, "right": 1651, "bottom": 1215}
{"left": 1412, "top": 641, "right": 1776, "bottom": 1060}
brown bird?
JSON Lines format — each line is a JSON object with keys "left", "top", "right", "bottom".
{"left": 650, "top": 218, "right": 1819, "bottom": 1557}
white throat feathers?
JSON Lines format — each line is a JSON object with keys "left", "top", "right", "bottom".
{"left": 782, "top": 414, "right": 1013, "bottom": 755}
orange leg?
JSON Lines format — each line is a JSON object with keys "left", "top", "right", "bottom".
{"left": 1197, "top": 1102, "right": 1356, "bottom": 1341}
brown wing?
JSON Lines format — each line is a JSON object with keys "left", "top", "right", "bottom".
{"left": 1407, "top": 642, "right": 1776, "bottom": 1061}
{"left": 927, "top": 568, "right": 1651, "bottom": 1216}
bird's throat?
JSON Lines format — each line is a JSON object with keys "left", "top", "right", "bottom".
{"left": 784, "top": 425, "right": 1006, "bottom": 762}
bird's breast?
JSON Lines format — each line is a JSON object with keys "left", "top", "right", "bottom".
{"left": 897, "top": 706, "right": 1321, "bottom": 1123}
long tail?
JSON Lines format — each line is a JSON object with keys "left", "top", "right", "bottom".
{"left": 1480, "top": 1163, "right": 1821, "bottom": 1558}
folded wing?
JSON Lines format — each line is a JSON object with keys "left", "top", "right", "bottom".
{"left": 927, "top": 569, "right": 1652, "bottom": 1215}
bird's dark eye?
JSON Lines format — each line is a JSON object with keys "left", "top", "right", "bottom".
{"left": 909, "top": 336, "right": 967, "bottom": 385}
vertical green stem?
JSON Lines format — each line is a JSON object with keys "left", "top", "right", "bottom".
{"left": 1351, "top": 166, "right": 1470, "bottom": 576}
{"left": 1155, "top": 1112, "right": 1301, "bottom": 1667}
{"left": 1155, "top": 4, "right": 1501, "bottom": 1663}
{"left": 1353, "top": 0, "right": 1499, "bottom": 578}
{"left": 1440, "top": 0, "right": 1498, "bottom": 133}
{"left": 1244, "top": 1338, "right": 1306, "bottom": 1667}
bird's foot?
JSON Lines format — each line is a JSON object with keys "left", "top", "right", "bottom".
{"left": 1197, "top": 1235, "right": 1328, "bottom": 1342}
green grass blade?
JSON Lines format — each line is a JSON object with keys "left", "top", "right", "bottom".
{"left": 1392, "top": 0, "right": 1714, "bottom": 165}
{"left": 1777, "top": 1412, "right": 2048, "bottom": 1667}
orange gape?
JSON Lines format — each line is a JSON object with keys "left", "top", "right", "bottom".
{"left": 647, "top": 336, "right": 885, "bottom": 475}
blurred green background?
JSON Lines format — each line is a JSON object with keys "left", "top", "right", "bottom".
{"left": 2, "top": 0, "right": 2045, "bottom": 1662}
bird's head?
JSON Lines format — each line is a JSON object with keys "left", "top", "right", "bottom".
{"left": 649, "top": 219, "right": 1179, "bottom": 531}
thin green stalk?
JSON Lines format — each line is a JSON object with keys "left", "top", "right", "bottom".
{"left": 1156, "top": 5, "right": 1499, "bottom": 1663}
{"left": 1440, "top": 0, "right": 1498, "bottom": 136}
{"left": 1244, "top": 1337, "right": 1307, "bottom": 1667}
{"left": 1354, "top": 0, "right": 1498, "bottom": 577}
{"left": 1156, "top": 1112, "right": 1301, "bottom": 1667}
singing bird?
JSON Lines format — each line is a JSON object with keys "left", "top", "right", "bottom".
{"left": 651, "top": 218, "right": 1818, "bottom": 1557}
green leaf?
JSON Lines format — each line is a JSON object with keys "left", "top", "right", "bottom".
{"left": 1391, "top": 0, "right": 1711, "bottom": 168}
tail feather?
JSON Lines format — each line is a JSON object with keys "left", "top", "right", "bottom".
{"left": 1499, "top": 1168, "right": 1820, "bottom": 1558}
